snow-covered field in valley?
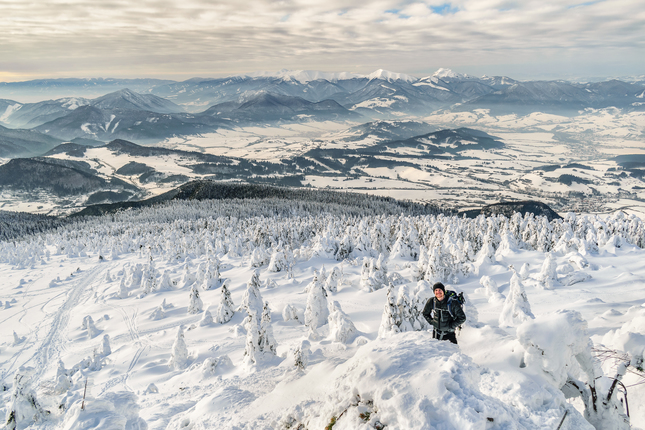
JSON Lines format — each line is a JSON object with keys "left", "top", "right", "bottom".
{"left": 1, "top": 199, "right": 644, "bottom": 430}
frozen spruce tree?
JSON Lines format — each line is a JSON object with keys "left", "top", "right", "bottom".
{"left": 396, "top": 285, "right": 415, "bottom": 332}
{"left": 5, "top": 368, "right": 47, "bottom": 429}
{"left": 328, "top": 301, "right": 357, "bottom": 344}
{"left": 519, "top": 262, "right": 530, "bottom": 280}
{"left": 259, "top": 302, "right": 278, "bottom": 355}
{"left": 304, "top": 273, "right": 329, "bottom": 329}
{"left": 499, "top": 269, "right": 535, "bottom": 327}
{"left": 536, "top": 252, "right": 558, "bottom": 290}
{"left": 240, "top": 270, "right": 264, "bottom": 324}
{"left": 168, "top": 326, "right": 188, "bottom": 370}
{"left": 292, "top": 339, "right": 311, "bottom": 371}
{"left": 187, "top": 284, "right": 203, "bottom": 314}
{"left": 378, "top": 283, "right": 402, "bottom": 338}
{"left": 243, "top": 311, "right": 261, "bottom": 365}
{"left": 215, "top": 282, "right": 235, "bottom": 324}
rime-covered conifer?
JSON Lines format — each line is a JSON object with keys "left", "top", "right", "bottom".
{"left": 216, "top": 282, "right": 235, "bottom": 324}
{"left": 259, "top": 302, "right": 277, "bottom": 355}
{"left": 536, "top": 252, "right": 558, "bottom": 290}
{"left": 499, "top": 270, "right": 534, "bottom": 327}
{"left": 378, "top": 283, "right": 401, "bottom": 338}
{"left": 240, "top": 270, "right": 263, "bottom": 324}
{"left": 304, "top": 273, "right": 329, "bottom": 329}
{"left": 292, "top": 339, "right": 311, "bottom": 371}
{"left": 188, "top": 284, "right": 203, "bottom": 314}
{"left": 168, "top": 326, "right": 188, "bottom": 370}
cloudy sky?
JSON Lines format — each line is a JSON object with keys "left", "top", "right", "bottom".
{"left": 1, "top": 0, "right": 644, "bottom": 82}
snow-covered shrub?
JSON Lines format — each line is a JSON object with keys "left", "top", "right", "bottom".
{"left": 168, "top": 326, "right": 188, "bottom": 370}
{"left": 200, "top": 310, "right": 213, "bottom": 326}
{"left": 519, "top": 262, "right": 530, "bottom": 280}
{"left": 117, "top": 278, "right": 129, "bottom": 299}
{"left": 157, "top": 270, "right": 174, "bottom": 291}
{"left": 101, "top": 334, "right": 111, "bottom": 356}
{"left": 324, "top": 266, "right": 342, "bottom": 293}
{"left": 150, "top": 305, "right": 165, "bottom": 320}
{"left": 267, "top": 247, "right": 288, "bottom": 272}
{"left": 282, "top": 304, "right": 300, "bottom": 323}
{"left": 499, "top": 270, "right": 534, "bottom": 327}
{"left": 328, "top": 301, "right": 358, "bottom": 344}
{"left": 54, "top": 360, "right": 71, "bottom": 394}
{"left": 82, "top": 315, "right": 100, "bottom": 338}
{"left": 479, "top": 275, "right": 498, "bottom": 297}
{"left": 250, "top": 247, "right": 270, "bottom": 267}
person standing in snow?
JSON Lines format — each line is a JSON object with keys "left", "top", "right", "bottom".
{"left": 423, "top": 282, "right": 466, "bottom": 345}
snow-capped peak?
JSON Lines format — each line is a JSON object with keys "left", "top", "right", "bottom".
{"left": 366, "top": 69, "right": 417, "bottom": 83}
{"left": 246, "top": 69, "right": 361, "bottom": 84}
{"left": 432, "top": 68, "right": 467, "bottom": 79}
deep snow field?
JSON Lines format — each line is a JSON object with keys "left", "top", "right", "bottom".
{"left": 1, "top": 199, "right": 645, "bottom": 430}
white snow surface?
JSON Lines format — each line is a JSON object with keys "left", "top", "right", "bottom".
{"left": 1, "top": 206, "right": 644, "bottom": 429}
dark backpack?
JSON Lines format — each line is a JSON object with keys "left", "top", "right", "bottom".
{"left": 434, "top": 290, "right": 465, "bottom": 318}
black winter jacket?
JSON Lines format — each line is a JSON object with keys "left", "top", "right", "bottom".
{"left": 422, "top": 293, "right": 467, "bottom": 333}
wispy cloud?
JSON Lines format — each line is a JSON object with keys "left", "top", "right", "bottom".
{"left": 0, "top": 0, "right": 643, "bottom": 80}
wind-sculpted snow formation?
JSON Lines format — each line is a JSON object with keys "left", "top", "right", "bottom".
{"left": 1, "top": 198, "right": 644, "bottom": 429}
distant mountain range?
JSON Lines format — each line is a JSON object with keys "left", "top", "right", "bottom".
{"left": 0, "top": 69, "right": 644, "bottom": 151}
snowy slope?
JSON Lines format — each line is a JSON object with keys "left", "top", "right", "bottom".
{"left": 1, "top": 201, "right": 644, "bottom": 429}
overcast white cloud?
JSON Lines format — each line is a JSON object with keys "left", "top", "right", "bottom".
{"left": 1, "top": 0, "right": 643, "bottom": 81}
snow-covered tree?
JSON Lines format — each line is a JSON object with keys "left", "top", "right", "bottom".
{"left": 240, "top": 270, "right": 264, "bottom": 324}
{"left": 536, "top": 252, "right": 558, "bottom": 290}
{"left": 215, "top": 282, "right": 235, "bottom": 324}
{"left": 5, "top": 368, "right": 47, "bottom": 430}
{"left": 243, "top": 311, "right": 261, "bottom": 365}
{"left": 304, "top": 274, "right": 329, "bottom": 329}
{"left": 378, "top": 283, "right": 402, "bottom": 338}
{"left": 168, "top": 326, "right": 188, "bottom": 370}
{"left": 499, "top": 270, "right": 534, "bottom": 327}
{"left": 292, "top": 339, "right": 311, "bottom": 371}
{"left": 259, "top": 302, "right": 277, "bottom": 355}
{"left": 187, "top": 284, "right": 203, "bottom": 314}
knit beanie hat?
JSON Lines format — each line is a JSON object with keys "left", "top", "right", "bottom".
{"left": 432, "top": 282, "right": 446, "bottom": 293}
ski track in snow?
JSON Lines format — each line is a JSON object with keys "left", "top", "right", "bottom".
{"left": 24, "top": 264, "right": 107, "bottom": 383}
